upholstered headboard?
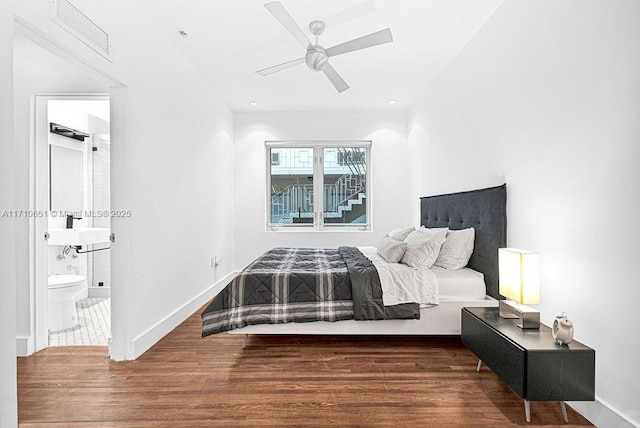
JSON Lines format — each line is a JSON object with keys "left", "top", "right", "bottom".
{"left": 420, "top": 184, "right": 506, "bottom": 299}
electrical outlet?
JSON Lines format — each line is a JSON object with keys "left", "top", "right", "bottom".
{"left": 210, "top": 257, "right": 216, "bottom": 268}
{"left": 214, "top": 255, "right": 221, "bottom": 268}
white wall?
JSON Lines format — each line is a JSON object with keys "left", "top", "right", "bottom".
{"left": 234, "top": 111, "right": 410, "bottom": 268}
{"left": 12, "top": 0, "right": 235, "bottom": 361}
{"left": 408, "top": 1, "right": 640, "bottom": 426}
{"left": 0, "top": 1, "right": 18, "bottom": 424}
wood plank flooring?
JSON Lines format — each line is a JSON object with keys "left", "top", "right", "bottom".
{"left": 18, "top": 308, "right": 593, "bottom": 427}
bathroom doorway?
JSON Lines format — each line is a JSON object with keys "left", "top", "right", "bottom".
{"left": 14, "top": 23, "right": 129, "bottom": 359}
{"left": 32, "top": 95, "right": 111, "bottom": 349}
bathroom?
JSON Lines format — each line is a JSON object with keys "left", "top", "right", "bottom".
{"left": 45, "top": 98, "right": 111, "bottom": 346}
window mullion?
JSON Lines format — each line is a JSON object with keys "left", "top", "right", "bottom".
{"left": 314, "top": 147, "right": 325, "bottom": 230}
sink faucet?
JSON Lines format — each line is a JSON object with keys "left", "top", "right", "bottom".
{"left": 66, "top": 214, "right": 82, "bottom": 229}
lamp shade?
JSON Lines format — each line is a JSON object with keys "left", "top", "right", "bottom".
{"left": 498, "top": 248, "right": 540, "bottom": 305}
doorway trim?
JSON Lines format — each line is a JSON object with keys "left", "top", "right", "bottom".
{"left": 17, "top": 16, "right": 131, "bottom": 360}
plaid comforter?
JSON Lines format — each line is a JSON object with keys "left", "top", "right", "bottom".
{"left": 201, "top": 247, "right": 419, "bottom": 337}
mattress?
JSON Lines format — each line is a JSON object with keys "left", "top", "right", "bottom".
{"left": 431, "top": 266, "right": 486, "bottom": 300}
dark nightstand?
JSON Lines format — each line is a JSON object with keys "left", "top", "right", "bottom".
{"left": 461, "top": 306, "right": 595, "bottom": 423}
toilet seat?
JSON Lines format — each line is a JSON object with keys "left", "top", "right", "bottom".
{"left": 48, "top": 274, "right": 86, "bottom": 289}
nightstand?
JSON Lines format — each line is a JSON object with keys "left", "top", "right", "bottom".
{"left": 461, "top": 307, "right": 595, "bottom": 423}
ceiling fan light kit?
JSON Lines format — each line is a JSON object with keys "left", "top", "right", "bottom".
{"left": 257, "top": 1, "right": 393, "bottom": 93}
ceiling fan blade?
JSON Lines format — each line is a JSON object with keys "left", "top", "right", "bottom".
{"left": 264, "top": 2, "right": 312, "bottom": 50}
{"left": 256, "top": 57, "right": 305, "bottom": 76}
{"left": 323, "top": 64, "right": 349, "bottom": 93}
{"left": 326, "top": 28, "right": 393, "bottom": 58}
{"left": 323, "top": 0, "right": 377, "bottom": 27}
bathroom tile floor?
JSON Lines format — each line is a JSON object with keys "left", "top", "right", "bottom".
{"left": 48, "top": 298, "right": 111, "bottom": 346}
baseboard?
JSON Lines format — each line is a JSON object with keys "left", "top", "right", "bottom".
{"left": 570, "top": 399, "right": 638, "bottom": 427}
{"left": 131, "top": 271, "right": 238, "bottom": 359}
{"left": 16, "top": 335, "right": 34, "bottom": 357}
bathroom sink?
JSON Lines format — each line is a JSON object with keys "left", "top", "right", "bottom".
{"left": 48, "top": 227, "right": 110, "bottom": 246}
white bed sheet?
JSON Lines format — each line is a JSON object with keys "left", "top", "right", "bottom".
{"left": 431, "top": 266, "right": 486, "bottom": 300}
{"left": 358, "top": 246, "right": 438, "bottom": 307}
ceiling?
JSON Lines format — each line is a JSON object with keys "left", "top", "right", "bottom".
{"left": 136, "top": 0, "right": 504, "bottom": 112}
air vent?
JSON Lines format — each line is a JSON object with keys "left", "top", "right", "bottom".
{"left": 50, "top": 0, "right": 111, "bottom": 60}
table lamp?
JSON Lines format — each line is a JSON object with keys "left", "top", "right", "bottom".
{"left": 498, "top": 248, "right": 540, "bottom": 329}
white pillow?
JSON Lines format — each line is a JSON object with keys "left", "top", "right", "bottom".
{"left": 435, "top": 227, "right": 475, "bottom": 270}
{"left": 387, "top": 226, "right": 414, "bottom": 241}
{"left": 414, "top": 227, "right": 449, "bottom": 238}
{"left": 377, "top": 236, "right": 408, "bottom": 263}
{"left": 400, "top": 228, "right": 448, "bottom": 269}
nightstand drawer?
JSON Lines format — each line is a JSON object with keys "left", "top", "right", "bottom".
{"left": 462, "top": 308, "right": 525, "bottom": 396}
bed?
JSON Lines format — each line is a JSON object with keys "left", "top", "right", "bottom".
{"left": 202, "top": 184, "right": 506, "bottom": 337}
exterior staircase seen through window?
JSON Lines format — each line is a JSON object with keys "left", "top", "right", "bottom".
{"left": 271, "top": 173, "right": 366, "bottom": 224}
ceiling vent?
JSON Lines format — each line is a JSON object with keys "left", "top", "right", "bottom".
{"left": 50, "top": 0, "right": 111, "bottom": 60}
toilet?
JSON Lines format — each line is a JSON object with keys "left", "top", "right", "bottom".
{"left": 48, "top": 274, "right": 88, "bottom": 331}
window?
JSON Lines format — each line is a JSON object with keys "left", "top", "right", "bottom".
{"left": 267, "top": 142, "right": 370, "bottom": 230}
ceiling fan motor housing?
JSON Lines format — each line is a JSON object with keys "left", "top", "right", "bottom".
{"left": 305, "top": 46, "right": 329, "bottom": 72}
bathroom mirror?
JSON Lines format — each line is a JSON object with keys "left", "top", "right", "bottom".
{"left": 50, "top": 144, "right": 84, "bottom": 212}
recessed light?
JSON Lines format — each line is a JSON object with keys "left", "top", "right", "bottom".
{"left": 388, "top": 99, "right": 397, "bottom": 105}
{"left": 176, "top": 30, "right": 189, "bottom": 38}
{"left": 249, "top": 101, "right": 259, "bottom": 107}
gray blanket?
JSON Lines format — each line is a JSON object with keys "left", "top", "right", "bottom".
{"left": 201, "top": 247, "right": 419, "bottom": 337}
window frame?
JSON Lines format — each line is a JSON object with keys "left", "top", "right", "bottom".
{"left": 266, "top": 140, "right": 372, "bottom": 231}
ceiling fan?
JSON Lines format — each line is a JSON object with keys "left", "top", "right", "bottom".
{"left": 256, "top": 1, "right": 393, "bottom": 93}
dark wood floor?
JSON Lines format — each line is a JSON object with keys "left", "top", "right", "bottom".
{"left": 18, "top": 308, "right": 593, "bottom": 427}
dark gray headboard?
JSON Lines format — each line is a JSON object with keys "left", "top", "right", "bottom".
{"left": 420, "top": 184, "right": 506, "bottom": 299}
